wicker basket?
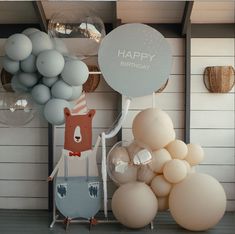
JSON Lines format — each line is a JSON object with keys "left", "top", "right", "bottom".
{"left": 0, "top": 68, "right": 14, "bottom": 92}
{"left": 83, "top": 65, "right": 100, "bottom": 93}
{"left": 155, "top": 79, "right": 169, "bottom": 93}
{"left": 203, "top": 66, "right": 235, "bottom": 93}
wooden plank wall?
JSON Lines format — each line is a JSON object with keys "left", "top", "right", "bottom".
{"left": 191, "top": 38, "right": 235, "bottom": 211}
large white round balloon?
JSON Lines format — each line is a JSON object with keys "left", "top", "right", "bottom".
{"left": 98, "top": 23, "right": 172, "bottom": 97}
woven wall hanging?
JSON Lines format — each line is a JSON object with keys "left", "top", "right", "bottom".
{"left": 0, "top": 68, "right": 13, "bottom": 92}
{"left": 203, "top": 66, "right": 235, "bottom": 93}
{"left": 83, "top": 65, "right": 100, "bottom": 93}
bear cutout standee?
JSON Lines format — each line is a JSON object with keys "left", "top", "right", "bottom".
{"left": 48, "top": 107, "right": 102, "bottom": 230}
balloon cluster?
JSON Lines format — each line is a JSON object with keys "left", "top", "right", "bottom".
{"left": 109, "top": 108, "right": 226, "bottom": 231}
{"left": 1, "top": 28, "right": 90, "bottom": 125}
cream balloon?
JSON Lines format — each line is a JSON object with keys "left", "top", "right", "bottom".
{"left": 157, "top": 196, "right": 169, "bottom": 212}
{"left": 182, "top": 160, "right": 192, "bottom": 174}
{"left": 132, "top": 109, "right": 175, "bottom": 151}
{"left": 137, "top": 165, "right": 155, "bottom": 184}
{"left": 166, "top": 140, "right": 188, "bottom": 159}
{"left": 185, "top": 144, "right": 204, "bottom": 166}
{"left": 132, "top": 108, "right": 175, "bottom": 150}
{"left": 169, "top": 173, "right": 226, "bottom": 231}
{"left": 163, "top": 159, "right": 187, "bottom": 184}
{"left": 149, "top": 149, "right": 171, "bottom": 173}
{"left": 112, "top": 182, "right": 158, "bottom": 229}
{"left": 151, "top": 175, "right": 172, "bottom": 197}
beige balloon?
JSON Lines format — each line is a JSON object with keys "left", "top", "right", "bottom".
{"left": 166, "top": 140, "right": 188, "bottom": 159}
{"left": 163, "top": 159, "right": 187, "bottom": 184}
{"left": 112, "top": 164, "right": 138, "bottom": 186}
{"left": 185, "top": 144, "right": 204, "bottom": 166}
{"left": 169, "top": 173, "right": 226, "bottom": 231}
{"left": 151, "top": 175, "right": 172, "bottom": 197}
{"left": 182, "top": 160, "right": 191, "bottom": 173}
{"left": 137, "top": 165, "right": 155, "bottom": 184}
{"left": 149, "top": 149, "right": 171, "bottom": 173}
{"left": 132, "top": 108, "right": 175, "bottom": 151}
{"left": 112, "top": 182, "right": 158, "bottom": 229}
{"left": 157, "top": 196, "right": 169, "bottom": 212}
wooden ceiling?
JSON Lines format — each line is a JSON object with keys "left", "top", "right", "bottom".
{"left": 0, "top": 1, "right": 234, "bottom": 24}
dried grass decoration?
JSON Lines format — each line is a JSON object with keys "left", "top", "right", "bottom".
{"left": 83, "top": 65, "right": 100, "bottom": 92}
{"left": 203, "top": 66, "right": 235, "bottom": 93}
{"left": 0, "top": 68, "right": 14, "bottom": 92}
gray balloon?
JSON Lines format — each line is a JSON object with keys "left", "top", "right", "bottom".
{"left": 31, "top": 84, "right": 51, "bottom": 105}
{"left": 21, "top": 54, "right": 37, "bottom": 73}
{"left": 5, "top": 33, "right": 32, "bottom": 61}
{"left": 61, "top": 59, "right": 89, "bottom": 86}
{"left": 18, "top": 72, "right": 39, "bottom": 88}
{"left": 22, "top": 28, "right": 40, "bottom": 37}
{"left": 36, "top": 50, "right": 65, "bottom": 77}
{"left": 98, "top": 23, "right": 172, "bottom": 97}
{"left": 51, "top": 80, "right": 73, "bottom": 100}
{"left": 44, "top": 98, "right": 70, "bottom": 125}
{"left": 42, "top": 76, "right": 58, "bottom": 87}
{"left": 69, "top": 86, "right": 83, "bottom": 101}
{"left": 11, "top": 75, "right": 29, "bottom": 93}
{"left": 29, "top": 31, "right": 54, "bottom": 55}
{"left": 2, "top": 56, "right": 20, "bottom": 74}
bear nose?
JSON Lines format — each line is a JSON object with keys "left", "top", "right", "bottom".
{"left": 75, "top": 136, "right": 80, "bottom": 141}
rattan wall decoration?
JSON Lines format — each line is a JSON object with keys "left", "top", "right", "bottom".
{"left": 203, "top": 66, "right": 235, "bottom": 93}
{"left": 0, "top": 68, "right": 14, "bottom": 92}
{"left": 83, "top": 65, "right": 100, "bottom": 92}
{"left": 155, "top": 79, "right": 169, "bottom": 93}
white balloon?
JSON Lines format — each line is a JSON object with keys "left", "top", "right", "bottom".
{"left": 51, "top": 80, "right": 73, "bottom": 100}
{"left": 18, "top": 72, "right": 38, "bottom": 88}
{"left": 22, "top": 28, "right": 40, "bottom": 36}
{"left": 29, "top": 31, "right": 54, "bottom": 55}
{"left": 31, "top": 84, "right": 51, "bottom": 105}
{"left": 36, "top": 50, "right": 65, "bottom": 77}
{"left": 21, "top": 54, "right": 37, "bottom": 73}
{"left": 61, "top": 59, "right": 89, "bottom": 86}
{"left": 2, "top": 56, "right": 19, "bottom": 74}
{"left": 44, "top": 98, "right": 70, "bottom": 125}
{"left": 5, "top": 33, "right": 32, "bottom": 61}
{"left": 42, "top": 76, "right": 58, "bottom": 87}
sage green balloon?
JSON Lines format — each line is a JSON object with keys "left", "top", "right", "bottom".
{"left": 22, "top": 28, "right": 40, "bottom": 37}
{"left": 61, "top": 59, "right": 89, "bottom": 86}
{"left": 42, "top": 76, "right": 58, "bottom": 87}
{"left": 31, "top": 84, "right": 51, "bottom": 105}
{"left": 2, "top": 56, "right": 20, "bottom": 74}
{"left": 11, "top": 75, "right": 29, "bottom": 93}
{"left": 18, "top": 72, "right": 39, "bottom": 88}
{"left": 5, "top": 33, "right": 32, "bottom": 61}
{"left": 29, "top": 31, "right": 54, "bottom": 55}
{"left": 51, "top": 80, "right": 72, "bottom": 100}
{"left": 43, "top": 98, "right": 70, "bottom": 125}
{"left": 21, "top": 54, "right": 37, "bottom": 73}
{"left": 69, "top": 86, "right": 83, "bottom": 101}
{"left": 36, "top": 50, "right": 65, "bottom": 77}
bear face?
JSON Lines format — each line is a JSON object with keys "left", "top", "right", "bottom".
{"left": 64, "top": 108, "right": 95, "bottom": 152}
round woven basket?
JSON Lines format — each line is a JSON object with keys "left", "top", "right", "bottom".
{"left": 155, "top": 79, "right": 169, "bottom": 93}
{"left": 203, "top": 66, "right": 235, "bottom": 93}
{"left": 0, "top": 68, "right": 14, "bottom": 92}
{"left": 83, "top": 65, "right": 100, "bottom": 93}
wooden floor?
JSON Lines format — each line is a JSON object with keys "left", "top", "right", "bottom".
{"left": 0, "top": 210, "right": 234, "bottom": 234}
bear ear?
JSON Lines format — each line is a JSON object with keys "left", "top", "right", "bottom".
{"left": 88, "top": 109, "right": 96, "bottom": 119}
{"left": 64, "top": 108, "right": 71, "bottom": 117}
